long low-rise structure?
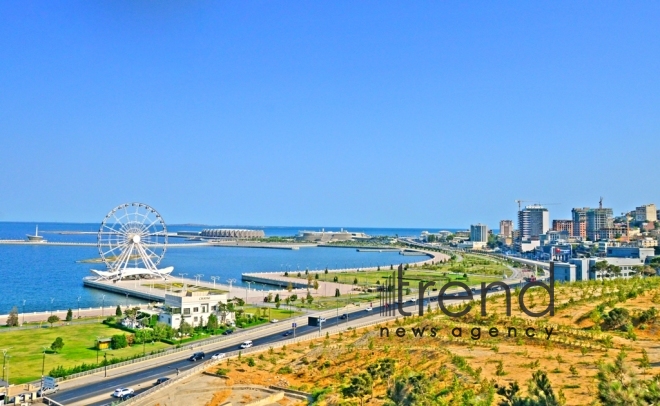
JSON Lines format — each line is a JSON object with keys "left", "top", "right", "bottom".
{"left": 201, "top": 229, "right": 265, "bottom": 239}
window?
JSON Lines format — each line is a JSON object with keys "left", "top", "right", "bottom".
{"left": 183, "top": 308, "right": 190, "bottom": 315}
{"left": 194, "top": 317, "right": 198, "bottom": 322}
{"left": 193, "top": 307, "right": 199, "bottom": 313}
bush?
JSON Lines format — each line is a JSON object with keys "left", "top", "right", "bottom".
{"left": 111, "top": 334, "right": 128, "bottom": 349}
{"left": 277, "top": 366, "right": 293, "bottom": 374}
{"left": 247, "top": 357, "right": 256, "bottom": 367}
{"left": 216, "top": 368, "right": 229, "bottom": 376}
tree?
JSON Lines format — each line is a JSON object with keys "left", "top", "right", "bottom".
{"left": 287, "top": 282, "right": 293, "bottom": 292}
{"left": 65, "top": 309, "right": 73, "bottom": 322}
{"left": 234, "top": 297, "right": 245, "bottom": 307}
{"left": 386, "top": 373, "right": 431, "bottom": 406}
{"left": 111, "top": 334, "right": 128, "bottom": 349}
{"left": 306, "top": 292, "right": 314, "bottom": 305}
{"left": 50, "top": 337, "right": 64, "bottom": 353}
{"left": 342, "top": 372, "right": 373, "bottom": 405}
{"left": 47, "top": 315, "right": 60, "bottom": 328}
{"left": 497, "top": 370, "right": 564, "bottom": 406}
{"left": 315, "top": 273, "right": 319, "bottom": 280}
{"left": 207, "top": 313, "right": 219, "bottom": 331}
{"left": 313, "top": 280, "right": 319, "bottom": 292}
{"left": 5, "top": 306, "right": 19, "bottom": 327}
{"left": 324, "top": 268, "right": 328, "bottom": 274}
{"left": 335, "top": 288, "right": 341, "bottom": 297}
{"left": 274, "top": 293, "right": 280, "bottom": 303}
{"left": 640, "top": 349, "right": 651, "bottom": 375}
{"left": 115, "top": 305, "right": 122, "bottom": 317}
{"left": 353, "top": 278, "right": 358, "bottom": 285}
{"left": 179, "top": 321, "right": 193, "bottom": 336}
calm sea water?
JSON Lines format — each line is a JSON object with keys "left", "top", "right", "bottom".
{"left": 0, "top": 222, "right": 454, "bottom": 313}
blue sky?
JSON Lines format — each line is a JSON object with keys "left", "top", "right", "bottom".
{"left": 1, "top": 2, "right": 659, "bottom": 228}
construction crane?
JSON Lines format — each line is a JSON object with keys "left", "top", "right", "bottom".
{"left": 515, "top": 200, "right": 530, "bottom": 212}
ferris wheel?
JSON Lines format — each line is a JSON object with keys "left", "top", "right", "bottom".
{"left": 92, "top": 203, "right": 173, "bottom": 280}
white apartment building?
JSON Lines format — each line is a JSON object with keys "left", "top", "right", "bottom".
{"left": 518, "top": 205, "right": 550, "bottom": 240}
{"left": 634, "top": 237, "right": 658, "bottom": 248}
{"left": 158, "top": 290, "right": 233, "bottom": 329}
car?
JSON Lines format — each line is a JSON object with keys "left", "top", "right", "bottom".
{"left": 282, "top": 331, "right": 293, "bottom": 337}
{"left": 211, "top": 353, "right": 226, "bottom": 360}
{"left": 240, "top": 340, "right": 253, "bottom": 349}
{"left": 270, "top": 319, "right": 279, "bottom": 323}
{"left": 222, "top": 329, "right": 234, "bottom": 335}
{"left": 154, "top": 377, "right": 170, "bottom": 385}
{"left": 340, "top": 314, "right": 348, "bottom": 319}
{"left": 188, "top": 351, "right": 205, "bottom": 361}
{"left": 112, "top": 388, "right": 134, "bottom": 398}
{"left": 121, "top": 393, "right": 136, "bottom": 401}
{"left": 37, "top": 385, "right": 60, "bottom": 396}
{"left": 406, "top": 298, "right": 416, "bottom": 303}
{"left": 365, "top": 307, "right": 373, "bottom": 311}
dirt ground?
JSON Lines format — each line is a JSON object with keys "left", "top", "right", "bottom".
{"left": 140, "top": 373, "right": 305, "bottom": 406}
{"left": 203, "top": 277, "right": 660, "bottom": 405}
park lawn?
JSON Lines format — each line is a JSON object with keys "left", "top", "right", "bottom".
{"left": 241, "top": 305, "right": 302, "bottom": 320}
{"left": 0, "top": 322, "right": 170, "bottom": 384}
{"left": 294, "top": 270, "right": 503, "bottom": 290}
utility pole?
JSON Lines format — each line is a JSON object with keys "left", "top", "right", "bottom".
{"left": 77, "top": 296, "right": 81, "bottom": 319}
{"left": 1, "top": 348, "right": 11, "bottom": 383}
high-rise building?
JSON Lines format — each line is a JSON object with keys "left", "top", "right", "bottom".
{"left": 635, "top": 204, "right": 657, "bottom": 223}
{"left": 499, "top": 220, "right": 513, "bottom": 238}
{"left": 518, "top": 205, "right": 549, "bottom": 240}
{"left": 587, "top": 208, "right": 614, "bottom": 240}
{"left": 470, "top": 224, "right": 488, "bottom": 242}
{"left": 552, "top": 220, "right": 573, "bottom": 235}
{"left": 571, "top": 208, "right": 588, "bottom": 238}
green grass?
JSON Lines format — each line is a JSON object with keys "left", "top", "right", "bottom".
{"left": 0, "top": 323, "right": 170, "bottom": 384}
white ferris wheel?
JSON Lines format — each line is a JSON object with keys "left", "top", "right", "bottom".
{"left": 90, "top": 203, "right": 174, "bottom": 280}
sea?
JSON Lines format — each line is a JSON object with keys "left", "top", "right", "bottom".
{"left": 0, "top": 222, "right": 457, "bottom": 314}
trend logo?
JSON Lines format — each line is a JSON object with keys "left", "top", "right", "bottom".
{"left": 380, "top": 262, "right": 556, "bottom": 318}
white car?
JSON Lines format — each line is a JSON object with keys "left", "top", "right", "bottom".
{"left": 240, "top": 340, "right": 253, "bottom": 349}
{"left": 270, "top": 319, "right": 279, "bottom": 323}
{"left": 112, "top": 388, "right": 134, "bottom": 398}
{"left": 365, "top": 307, "right": 373, "bottom": 312}
{"left": 211, "top": 353, "right": 226, "bottom": 360}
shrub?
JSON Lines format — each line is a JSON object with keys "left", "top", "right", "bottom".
{"left": 111, "top": 334, "right": 128, "bottom": 349}
{"left": 216, "top": 368, "right": 229, "bottom": 376}
{"left": 278, "top": 365, "right": 293, "bottom": 374}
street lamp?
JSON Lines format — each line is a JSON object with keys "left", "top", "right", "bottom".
{"left": 1, "top": 348, "right": 12, "bottom": 383}
{"left": 77, "top": 296, "right": 81, "bottom": 319}
{"left": 101, "top": 295, "right": 106, "bottom": 318}
{"left": 226, "top": 279, "right": 236, "bottom": 297}
{"left": 50, "top": 298, "right": 54, "bottom": 315}
{"left": 194, "top": 274, "right": 204, "bottom": 285}
{"left": 210, "top": 276, "right": 219, "bottom": 289}
{"left": 179, "top": 273, "right": 188, "bottom": 290}
{"left": 22, "top": 300, "right": 26, "bottom": 325}
{"left": 41, "top": 346, "right": 48, "bottom": 389}
{"left": 103, "top": 353, "right": 114, "bottom": 377}
{"left": 245, "top": 282, "right": 252, "bottom": 305}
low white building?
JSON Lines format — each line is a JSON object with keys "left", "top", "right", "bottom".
{"left": 158, "top": 290, "right": 234, "bottom": 329}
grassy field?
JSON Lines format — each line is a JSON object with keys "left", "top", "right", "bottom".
{"left": 0, "top": 323, "right": 170, "bottom": 384}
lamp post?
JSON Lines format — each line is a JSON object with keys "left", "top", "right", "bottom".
{"left": 22, "top": 299, "right": 26, "bottom": 325}
{"left": 2, "top": 348, "right": 12, "bottom": 383}
{"left": 41, "top": 346, "right": 48, "bottom": 389}
{"left": 50, "top": 298, "right": 54, "bottom": 315}
{"left": 101, "top": 295, "right": 106, "bottom": 318}
{"left": 210, "top": 276, "right": 219, "bottom": 289}
{"left": 103, "top": 353, "right": 113, "bottom": 377}
{"left": 179, "top": 273, "right": 188, "bottom": 290}
{"left": 194, "top": 274, "right": 204, "bottom": 286}
{"left": 245, "top": 282, "right": 252, "bottom": 305}
{"left": 96, "top": 337, "right": 100, "bottom": 365}
{"left": 77, "top": 296, "right": 81, "bottom": 319}
{"left": 226, "top": 279, "right": 236, "bottom": 298}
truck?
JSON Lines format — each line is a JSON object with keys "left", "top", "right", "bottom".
{"left": 37, "top": 377, "right": 59, "bottom": 397}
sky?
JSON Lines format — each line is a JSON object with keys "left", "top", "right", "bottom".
{"left": 1, "top": 1, "right": 659, "bottom": 229}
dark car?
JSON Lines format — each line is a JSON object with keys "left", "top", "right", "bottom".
{"left": 189, "top": 351, "right": 205, "bottom": 361}
{"left": 121, "top": 393, "right": 136, "bottom": 401}
{"left": 340, "top": 314, "right": 349, "bottom": 319}
{"left": 282, "top": 331, "right": 293, "bottom": 337}
{"left": 222, "top": 329, "right": 234, "bottom": 335}
{"left": 154, "top": 377, "right": 170, "bottom": 385}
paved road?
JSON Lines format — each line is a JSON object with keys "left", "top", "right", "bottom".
{"left": 49, "top": 279, "right": 537, "bottom": 406}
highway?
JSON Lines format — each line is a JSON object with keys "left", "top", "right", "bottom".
{"left": 51, "top": 297, "right": 469, "bottom": 406}
{"left": 50, "top": 276, "right": 534, "bottom": 404}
